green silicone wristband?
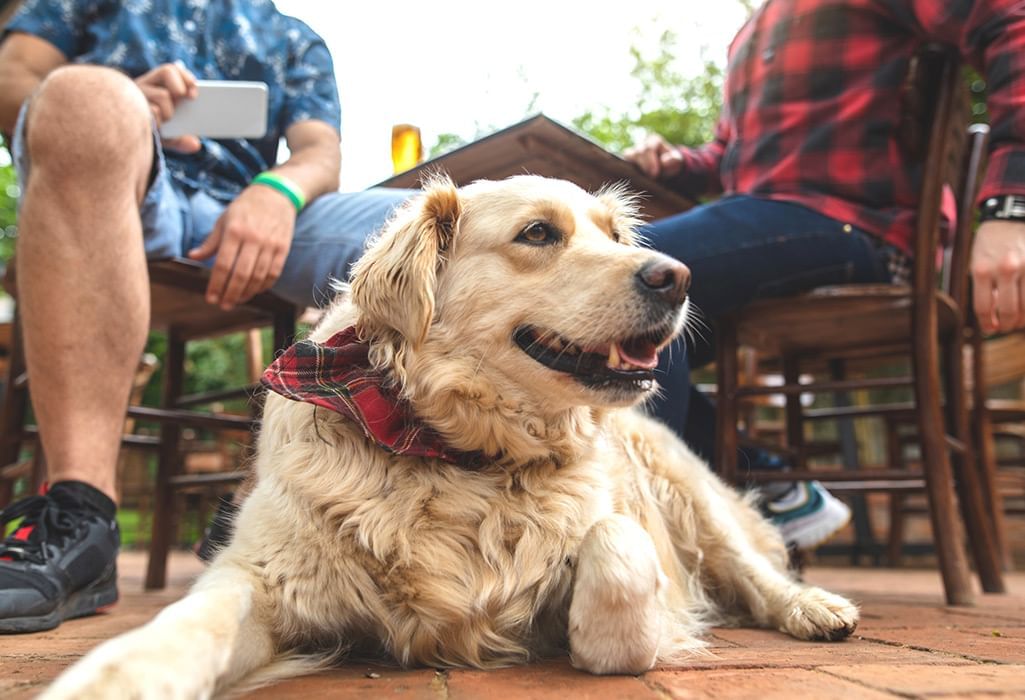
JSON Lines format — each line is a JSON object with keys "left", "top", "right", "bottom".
{"left": 252, "top": 172, "right": 306, "bottom": 211}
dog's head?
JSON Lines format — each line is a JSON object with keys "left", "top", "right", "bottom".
{"left": 349, "top": 175, "right": 690, "bottom": 460}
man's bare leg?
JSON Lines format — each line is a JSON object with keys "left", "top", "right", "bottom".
{"left": 0, "top": 65, "right": 157, "bottom": 633}
{"left": 17, "top": 65, "right": 154, "bottom": 501}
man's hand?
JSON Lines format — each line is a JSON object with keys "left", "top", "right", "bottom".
{"left": 134, "top": 63, "right": 200, "bottom": 153}
{"left": 623, "top": 133, "right": 684, "bottom": 180}
{"left": 188, "top": 186, "right": 297, "bottom": 310}
{"left": 971, "top": 219, "right": 1025, "bottom": 334}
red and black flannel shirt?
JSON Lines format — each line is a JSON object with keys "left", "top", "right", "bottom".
{"left": 671, "top": 0, "right": 1025, "bottom": 255}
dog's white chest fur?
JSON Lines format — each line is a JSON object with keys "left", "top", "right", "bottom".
{"left": 237, "top": 409, "right": 619, "bottom": 668}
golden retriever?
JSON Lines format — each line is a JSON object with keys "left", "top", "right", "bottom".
{"left": 43, "top": 175, "right": 858, "bottom": 698}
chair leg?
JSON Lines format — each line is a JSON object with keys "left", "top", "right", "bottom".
{"left": 885, "top": 419, "right": 906, "bottom": 567}
{"left": 831, "top": 359, "right": 876, "bottom": 565}
{"left": 782, "top": 356, "right": 805, "bottom": 469}
{"left": 273, "top": 307, "right": 296, "bottom": 354}
{"left": 887, "top": 494, "right": 906, "bottom": 566}
{"left": 0, "top": 314, "right": 29, "bottom": 505}
{"left": 974, "top": 406, "right": 1011, "bottom": 569}
{"left": 715, "top": 318, "right": 740, "bottom": 484}
{"left": 971, "top": 332, "right": 1012, "bottom": 570}
{"left": 945, "top": 335, "right": 1005, "bottom": 593}
{"left": 914, "top": 332, "right": 974, "bottom": 605}
{"left": 145, "top": 331, "right": 186, "bottom": 591}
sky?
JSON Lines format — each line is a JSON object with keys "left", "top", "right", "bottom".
{"left": 273, "top": 1, "right": 750, "bottom": 190}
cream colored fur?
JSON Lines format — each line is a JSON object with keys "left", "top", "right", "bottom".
{"left": 42, "top": 176, "right": 858, "bottom": 699}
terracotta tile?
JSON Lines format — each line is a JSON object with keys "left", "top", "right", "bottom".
{"left": 245, "top": 666, "right": 440, "bottom": 699}
{"left": 659, "top": 641, "right": 962, "bottom": 671}
{"left": 0, "top": 661, "right": 64, "bottom": 700}
{"left": 647, "top": 668, "right": 898, "bottom": 699}
{"left": 447, "top": 659, "right": 659, "bottom": 700}
{"left": 859, "top": 627, "right": 1025, "bottom": 664}
{"left": 820, "top": 663, "right": 1025, "bottom": 695}
{"left": 855, "top": 602, "right": 1025, "bottom": 631}
{"left": 695, "top": 628, "right": 966, "bottom": 667}
{"left": 1, "top": 635, "right": 106, "bottom": 657}
{"left": 8, "top": 555, "right": 1025, "bottom": 699}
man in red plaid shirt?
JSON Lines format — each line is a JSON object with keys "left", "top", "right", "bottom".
{"left": 626, "top": 0, "right": 1025, "bottom": 550}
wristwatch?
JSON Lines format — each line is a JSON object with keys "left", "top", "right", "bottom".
{"left": 980, "top": 194, "right": 1025, "bottom": 222}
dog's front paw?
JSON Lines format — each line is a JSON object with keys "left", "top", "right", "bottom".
{"left": 779, "top": 586, "right": 859, "bottom": 641}
{"left": 40, "top": 630, "right": 215, "bottom": 700}
{"left": 42, "top": 662, "right": 180, "bottom": 700}
{"left": 569, "top": 515, "right": 665, "bottom": 675}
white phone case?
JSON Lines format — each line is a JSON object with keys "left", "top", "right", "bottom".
{"left": 159, "top": 80, "right": 269, "bottom": 139}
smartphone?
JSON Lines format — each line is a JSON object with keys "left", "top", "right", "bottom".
{"left": 159, "top": 80, "right": 269, "bottom": 139}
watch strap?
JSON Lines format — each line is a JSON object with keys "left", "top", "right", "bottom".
{"left": 980, "top": 194, "right": 1025, "bottom": 222}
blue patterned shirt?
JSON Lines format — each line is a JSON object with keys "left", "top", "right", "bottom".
{"left": 5, "top": 0, "right": 341, "bottom": 201}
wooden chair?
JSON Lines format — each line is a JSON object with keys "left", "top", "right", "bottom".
{"left": 964, "top": 330, "right": 1025, "bottom": 566}
{"left": 0, "top": 258, "right": 296, "bottom": 589}
{"left": 713, "top": 47, "right": 1004, "bottom": 605}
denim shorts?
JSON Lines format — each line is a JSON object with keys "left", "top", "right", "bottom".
{"left": 12, "top": 102, "right": 414, "bottom": 308}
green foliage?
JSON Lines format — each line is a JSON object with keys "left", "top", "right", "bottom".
{"left": 428, "top": 30, "right": 725, "bottom": 161}
{"left": 573, "top": 31, "right": 724, "bottom": 152}
{"left": 429, "top": 132, "right": 468, "bottom": 159}
{"left": 0, "top": 137, "right": 17, "bottom": 263}
{"left": 966, "top": 69, "right": 988, "bottom": 124}
{"left": 141, "top": 329, "right": 270, "bottom": 412}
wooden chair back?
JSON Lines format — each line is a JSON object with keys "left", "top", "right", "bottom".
{"left": 714, "top": 45, "right": 1007, "bottom": 605}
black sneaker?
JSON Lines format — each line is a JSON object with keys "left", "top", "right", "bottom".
{"left": 0, "top": 483, "right": 120, "bottom": 634}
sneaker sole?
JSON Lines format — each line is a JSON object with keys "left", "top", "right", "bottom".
{"left": 779, "top": 493, "right": 852, "bottom": 551}
{"left": 0, "top": 572, "right": 118, "bottom": 634}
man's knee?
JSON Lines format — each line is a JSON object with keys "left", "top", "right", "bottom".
{"left": 25, "top": 65, "right": 152, "bottom": 173}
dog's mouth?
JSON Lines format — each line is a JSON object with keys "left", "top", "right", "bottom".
{"left": 513, "top": 324, "right": 673, "bottom": 390}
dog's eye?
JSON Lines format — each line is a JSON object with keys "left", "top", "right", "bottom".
{"left": 516, "top": 221, "right": 560, "bottom": 246}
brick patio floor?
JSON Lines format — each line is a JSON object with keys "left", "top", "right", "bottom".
{"left": 3, "top": 552, "right": 1024, "bottom": 699}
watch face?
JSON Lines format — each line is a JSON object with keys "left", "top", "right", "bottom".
{"left": 983, "top": 195, "right": 1025, "bottom": 222}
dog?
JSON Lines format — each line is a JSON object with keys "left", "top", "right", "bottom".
{"left": 43, "top": 175, "right": 858, "bottom": 698}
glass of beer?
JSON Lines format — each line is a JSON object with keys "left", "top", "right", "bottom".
{"left": 391, "top": 123, "right": 423, "bottom": 174}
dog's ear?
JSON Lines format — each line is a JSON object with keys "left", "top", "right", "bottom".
{"left": 350, "top": 176, "right": 460, "bottom": 347}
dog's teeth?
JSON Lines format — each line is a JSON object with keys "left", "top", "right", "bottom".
{"left": 608, "top": 344, "right": 620, "bottom": 369}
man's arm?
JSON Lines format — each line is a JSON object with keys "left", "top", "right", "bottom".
{"left": 0, "top": 32, "right": 66, "bottom": 135}
{"left": 268, "top": 119, "right": 341, "bottom": 202}
{"left": 188, "top": 119, "right": 341, "bottom": 309}
{"left": 623, "top": 115, "right": 730, "bottom": 200}
{"left": 898, "top": 0, "right": 1025, "bottom": 332}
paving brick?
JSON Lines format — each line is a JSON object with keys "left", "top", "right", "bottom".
{"left": 7, "top": 554, "right": 1025, "bottom": 699}
{"left": 647, "top": 667, "right": 898, "bottom": 699}
{"left": 702, "top": 628, "right": 968, "bottom": 667}
{"left": 447, "top": 659, "right": 659, "bottom": 700}
{"left": 860, "top": 627, "right": 1025, "bottom": 664}
{"left": 820, "top": 663, "right": 1025, "bottom": 696}
{"left": 663, "top": 640, "right": 963, "bottom": 670}
{"left": 1, "top": 634, "right": 106, "bottom": 657}
{"left": 245, "top": 666, "right": 440, "bottom": 699}
{"left": 855, "top": 602, "right": 1025, "bottom": 631}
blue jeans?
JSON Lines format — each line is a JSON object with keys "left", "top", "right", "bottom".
{"left": 12, "top": 102, "right": 413, "bottom": 308}
{"left": 642, "top": 195, "right": 896, "bottom": 472}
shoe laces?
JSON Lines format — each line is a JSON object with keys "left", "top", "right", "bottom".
{"left": 0, "top": 495, "right": 87, "bottom": 565}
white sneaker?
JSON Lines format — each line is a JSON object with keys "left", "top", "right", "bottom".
{"left": 764, "top": 481, "right": 852, "bottom": 550}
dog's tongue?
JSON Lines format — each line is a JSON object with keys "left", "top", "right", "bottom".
{"left": 609, "top": 341, "right": 659, "bottom": 370}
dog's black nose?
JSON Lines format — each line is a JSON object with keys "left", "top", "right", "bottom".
{"left": 635, "top": 256, "right": 691, "bottom": 306}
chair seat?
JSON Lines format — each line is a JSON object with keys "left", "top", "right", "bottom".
{"left": 987, "top": 398, "right": 1025, "bottom": 424}
{"left": 735, "top": 284, "right": 960, "bottom": 356}
{"left": 148, "top": 259, "right": 298, "bottom": 340}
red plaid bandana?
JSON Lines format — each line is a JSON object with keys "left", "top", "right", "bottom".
{"left": 261, "top": 327, "right": 487, "bottom": 469}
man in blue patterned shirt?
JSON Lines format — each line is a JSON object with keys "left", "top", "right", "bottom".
{"left": 0, "top": 0, "right": 411, "bottom": 632}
